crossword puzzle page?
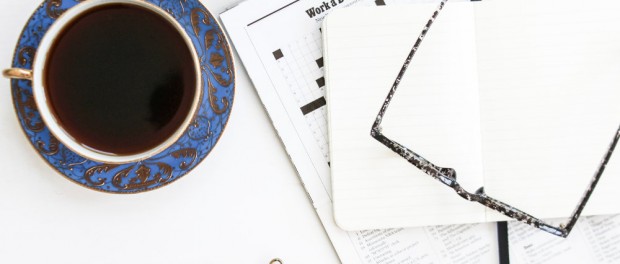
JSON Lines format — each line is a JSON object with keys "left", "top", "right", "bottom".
{"left": 271, "top": 30, "right": 329, "bottom": 161}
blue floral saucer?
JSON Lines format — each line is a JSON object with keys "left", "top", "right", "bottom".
{"left": 9, "top": 0, "right": 234, "bottom": 193}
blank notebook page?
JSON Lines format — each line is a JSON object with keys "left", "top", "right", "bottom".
{"left": 325, "top": 3, "right": 486, "bottom": 230}
{"left": 475, "top": 0, "right": 620, "bottom": 220}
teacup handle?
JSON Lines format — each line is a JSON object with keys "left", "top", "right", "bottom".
{"left": 3, "top": 68, "right": 33, "bottom": 80}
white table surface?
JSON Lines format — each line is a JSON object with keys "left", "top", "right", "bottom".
{"left": 0, "top": 0, "right": 339, "bottom": 263}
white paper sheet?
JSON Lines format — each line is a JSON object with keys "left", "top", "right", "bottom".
{"left": 509, "top": 214, "right": 620, "bottom": 264}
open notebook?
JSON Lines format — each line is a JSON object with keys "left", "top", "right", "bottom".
{"left": 325, "top": 0, "right": 620, "bottom": 230}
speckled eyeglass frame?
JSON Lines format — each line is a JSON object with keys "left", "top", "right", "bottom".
{"left": 370, "top": 0, "right": 620, "bottom": 237}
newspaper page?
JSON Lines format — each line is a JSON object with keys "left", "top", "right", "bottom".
{"left": 220, "top": 0, "right": 498, "bottom": 263}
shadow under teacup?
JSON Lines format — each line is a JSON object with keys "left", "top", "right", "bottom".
{"left": 3, "top": 0, "right": 202, "bottom": 164}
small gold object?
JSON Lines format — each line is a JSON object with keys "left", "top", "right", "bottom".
{"left": 269, "top": 258, "right": 283, "bottom": 264}
{"left": 3, "top": 68, "right": 33, "bottom": 80}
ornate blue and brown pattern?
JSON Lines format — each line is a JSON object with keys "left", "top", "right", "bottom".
{"left": 10, "top": 0, "right": 235, "bottom": 193}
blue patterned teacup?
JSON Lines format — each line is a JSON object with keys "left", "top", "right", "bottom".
{"left": 2, "top": 0, "right": 234, "bottom": 193}
{"left": 3, "top": 0, "right": 203, "bottom": 164}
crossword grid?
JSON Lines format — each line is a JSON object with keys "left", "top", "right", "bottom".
{"left": 274, "top": 30, "right": 330, "bottom": 162}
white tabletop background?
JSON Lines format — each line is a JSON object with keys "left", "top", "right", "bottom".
{"left": 0, "top": 0, "right": 339, "bottom": 263}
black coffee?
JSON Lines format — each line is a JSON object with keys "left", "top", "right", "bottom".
{"left": 45, "top": 4, "right": 196, "bottom": 155}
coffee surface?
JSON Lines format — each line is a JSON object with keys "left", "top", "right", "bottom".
{"left": 45, "top": 4, "right": 196, "bottom": 155}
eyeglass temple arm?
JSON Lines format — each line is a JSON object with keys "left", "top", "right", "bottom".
{"left": 563, "top": 125, "right": 620, "bottom": 233}
{"left": 371, "top": 0, "right": 447, "bottom": 132}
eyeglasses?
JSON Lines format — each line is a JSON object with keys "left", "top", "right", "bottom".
{"left": 370, "top": 0, "right": 620, "bottom": 237}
